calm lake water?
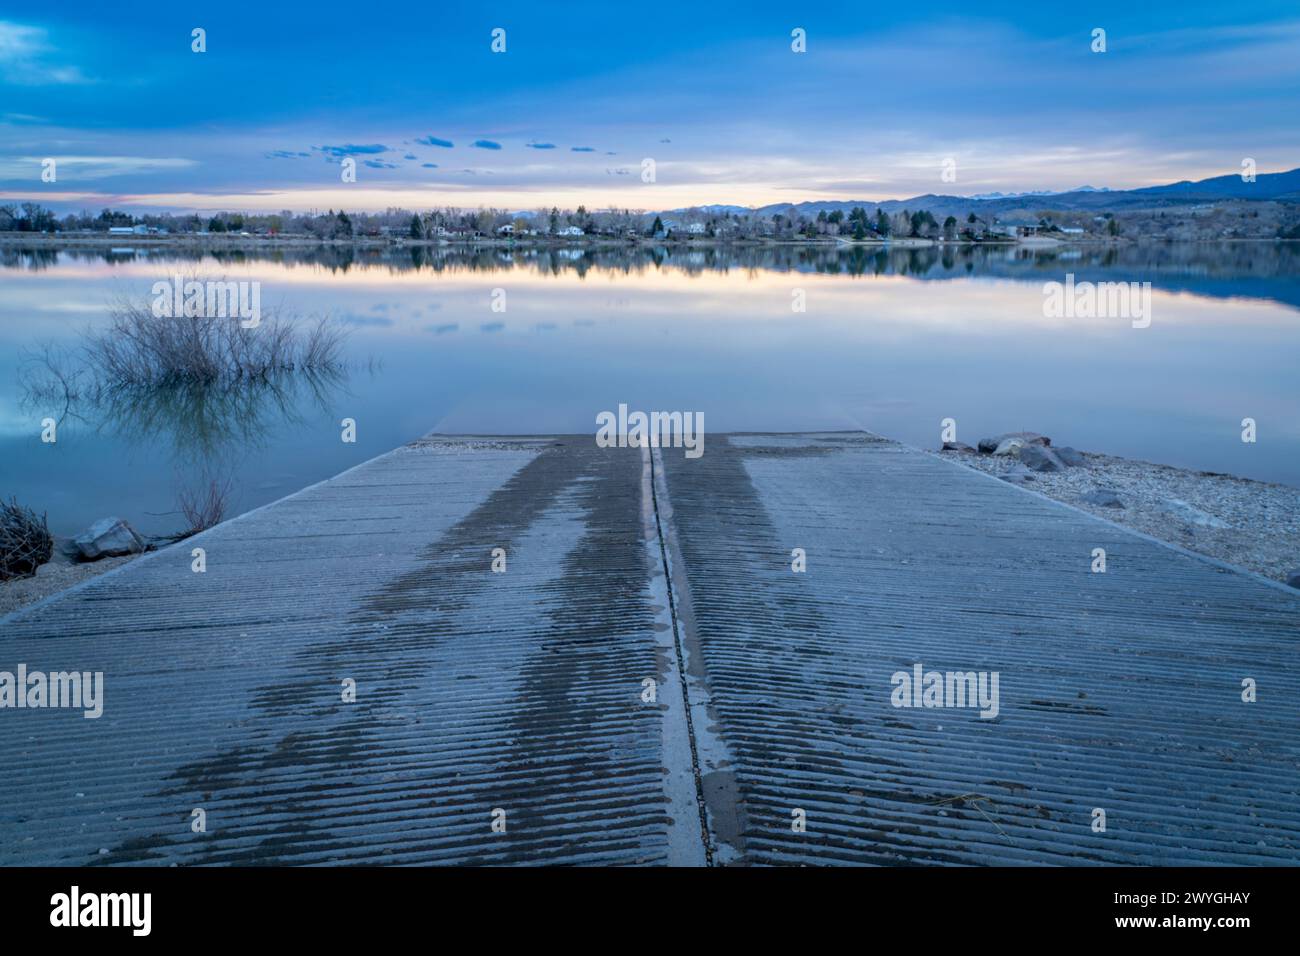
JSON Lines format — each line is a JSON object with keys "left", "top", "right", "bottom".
{"left": 2, "top": 242, "right": 1299, "bottom": 537}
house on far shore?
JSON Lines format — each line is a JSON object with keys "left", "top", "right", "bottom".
{"left": 1061, "top": 227, "right": 1085, "bottom": 235}
{"left": 993, "top": 219, "right": 1039, "bottom": 238}
{"left": 687, "top": 222, "right": 707, "bottom": 235}
{"left": 108, "top": 225, "right": 151, "bottom": 235}
{"left": 496, "top": 224, "right": 515, "bottom": 236}
{"left": 557, "top": 225, "right": 584, "bottom": 237}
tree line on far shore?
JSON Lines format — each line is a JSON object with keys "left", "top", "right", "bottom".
{"left": 4, "top": 200, "right": 1295, "bottom": 241}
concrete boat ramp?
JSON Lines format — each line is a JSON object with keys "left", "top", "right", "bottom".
{"left": 2, "top": 433, "right": 1298, "bottom": 866}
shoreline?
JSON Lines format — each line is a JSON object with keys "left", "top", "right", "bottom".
{"left": 935, "top": 443, "right": 1300, "bottom": 585}
{"left": 0, "top": 232, "right": 1141, "bottom": 250}
{"left": 4, "top": 234, "right": 1295, "bottom": 251}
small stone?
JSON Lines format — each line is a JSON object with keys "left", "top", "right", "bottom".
{"left": 1159, "top": 498, "right": 1229, "bottom": 529}
{"left": 1055, "top": 446, "right": 1086, "bottom": 467}
{"left": 71, "top": 517, "right": 146, "bottom": 561}
{"left": 1019, "top": 444, "right": 1067, "bottom": 472}
{"left": 1082, "top": 488, "right": 1125, "bottom": 508}
{"left": 1000, "top": 463, "right": 1035, "bottom": 484}
{"left": 941, "top": 442, "right": 976, "bottom": 453}
{"left": 1285, "top": 570, "right": 1300, "bottom": 590}
{"left": 979, "top": 432, "right": 1048, "bottom": 454}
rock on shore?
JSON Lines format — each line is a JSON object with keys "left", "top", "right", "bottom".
{"left": 69, "top": 518, "right": 147, "bottom": 561}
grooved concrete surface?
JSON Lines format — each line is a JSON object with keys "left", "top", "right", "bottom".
{"left": 660, "top": 434, "right": 1300, "bottom": 865}
{"left": 1, "top": 438, "right": 681, "bottom": 866}
{"left": 2, "top": 432, "right": 1298, "bottom": 866}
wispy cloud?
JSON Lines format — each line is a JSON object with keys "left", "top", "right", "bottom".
{"left": 417, "top": 136, "right": 454, "bottom": 148}
{"left": 0, "top": 20, "right": 93, "bottom": 85}
{"left": 472, "top": 140, "right": 502, "bottom": 150}
{"left": 0, "top": 155, "right": 197, "bottom": 180}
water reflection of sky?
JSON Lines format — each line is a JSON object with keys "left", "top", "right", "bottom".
{"left": 2, "top": 246, "right": 1298, "bottom": 536}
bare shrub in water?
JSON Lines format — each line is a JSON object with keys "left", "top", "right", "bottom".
{"left": 0, "top": 499, "right": 54, "bottom": 580}
{"left": 86, "top": 295, "right": 345, "bottom": 386}
{"left": 175, "top": 478, "right": 232, "bottom": 538}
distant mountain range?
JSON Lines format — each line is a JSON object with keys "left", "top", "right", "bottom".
{"left": 668, "top": 167, "right": 1300, "bottom": 220}
{"left": 967, "top": 186, "right": 1110, "bottom": 200}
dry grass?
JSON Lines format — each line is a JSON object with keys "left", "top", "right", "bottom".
{"left": 0, "top": 499, "right": 54, "bottom": 581}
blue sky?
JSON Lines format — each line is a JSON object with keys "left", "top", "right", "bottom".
{"left": 2, "top": 0, "right": 1299, "bottom": 212}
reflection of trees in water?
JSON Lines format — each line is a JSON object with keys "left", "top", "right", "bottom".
{"left": 4, "top": 240, "right": 1299, "bottom": 293}
{"left": 0, "top": 246, "right": 60, "bottom": 271}
{"left": 89, "top": 367, "right": 348, "bottom": 465}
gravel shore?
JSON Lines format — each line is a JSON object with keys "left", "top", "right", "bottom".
{"left": 0, "top": 544, "right": 140, "bottom": 618}
{"left": 937, "top": 445, "right": 1300, "bottom": 585}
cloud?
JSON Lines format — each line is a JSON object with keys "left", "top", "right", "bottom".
{"left": 340, "top": 313, "right": 394, "bottom": 327}
{"left": 0, "top": 155, "right": 197, "bottom": 180}
{"left": 403, "top": 152, "right": 417, "bottom": 160}
{"left": 421, "top": 163, "right": 438, "bottom": 168}
{"left": 266, "top": 150, "right": 309, "bottom": 159}
{"left": 472, "top": 139, "right": 502, "bottom": 150}
{"left": 526, "top": 142, "right": 556, "bottom": 149}
{"left": 570, "top": 146, "right": 595, "bottom": 152}
{"left": 0, "top": 20, "right": 93, "bottom": 85}
{"left": 362, "top": 159, "right": 398, "bottom": 169}
{"left": 313, "top": 144, "right": 390, "bottom": 158}
{"left": 417, "top": 136, "right": 454, "bottom": 148}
